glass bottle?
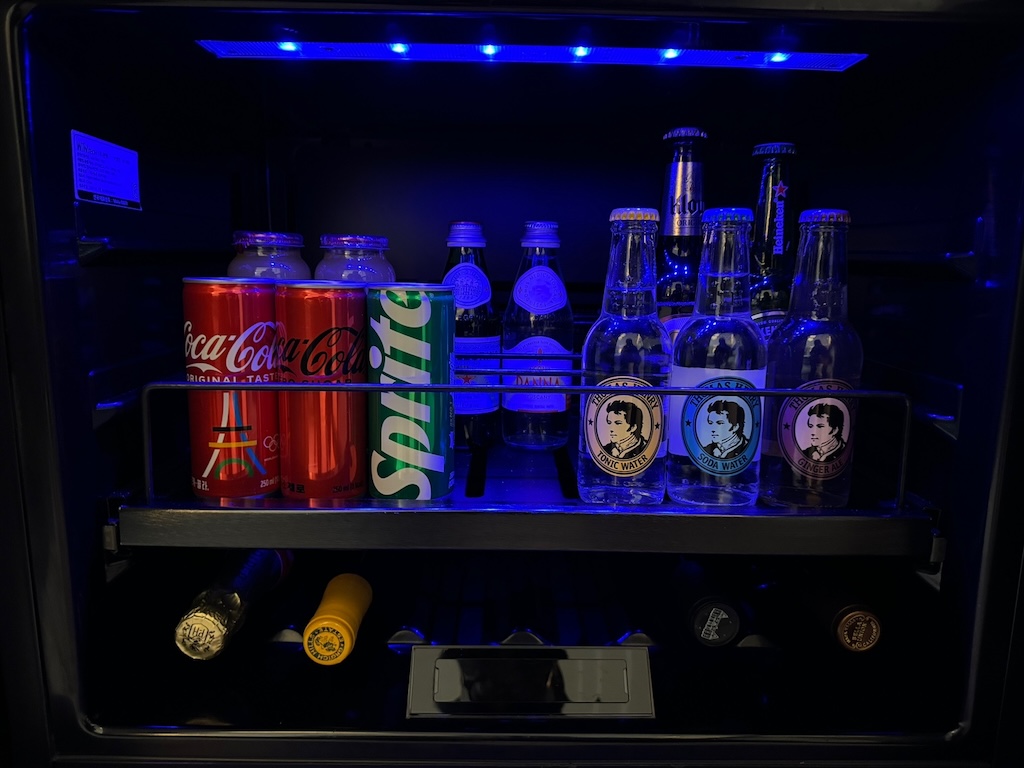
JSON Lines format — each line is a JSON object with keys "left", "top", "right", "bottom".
{"left": 577, "top": 208, "right": 670, "bottom": 505}
{"left": 656, "top": 127, "right": 707, "bottom": 347}
{"left": 759, "top": 209, "right": 864, "bottom": 508}
{"left": 750, "top": 142, "right": 798, "bottom": 338}
{"left": 174, "top": 549, "right": 294, "bottom": 661}
{"left": 501, "top": 221, "right": 574, "bottom": 450}
{"left": 440, "top": 221, "right": 501, "bottom": 450}
{"left": 228, "top": 231, "right": 310, "bottom": 279}
{"left": 667, "top": 208, "right": 767, "bottom": 506}
{"left": 315, "top": 234, "right": 395, "bottom": 282}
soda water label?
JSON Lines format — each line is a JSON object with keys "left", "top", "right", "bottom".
{"left": 443, "top": 263, "right": 492, "bottom": 309}
{"left": 513, "top": 266, "right": 567, "bottom": 314}
{"left": 668, "top": 370, "right": 766, "bottom": 476}
{"left": 776, "top": 379, "right": 855, "bottom": 479}
{"left": 502, "top": 336, "right": 571, "bottom": 413}
{"left": 454, "top": 335, "right": 500, "bottom": 414}
{"left": 583, "top": 376, "right": 664, "bottom": 477}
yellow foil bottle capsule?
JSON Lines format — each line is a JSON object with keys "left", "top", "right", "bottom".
{"left": 303, "top": 573, "right": 373, "bottom": 665}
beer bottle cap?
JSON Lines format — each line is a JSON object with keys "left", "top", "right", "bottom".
{"left": 609, "top": 207, "right": 659, "bottom": 222}
{"left": 753, "top": 142, "right": 797, "bottom": 156}
{"left": 521, "top": 220, "right": 560, "bottom": 248}
{"left": 174, "top": 591, "right": 244, "bottom": 661}
{"left": 690, "top": 598, "right": 743, "bottom": 647}
{"left": 320, "top": 234, "right": 389, "bottom": 250}
{"left": 663, "top": 126, "right": 707, "bottom": 141}
{"left": 799, "top": 209, "right": 851, "bottom": 225}
{"left": 446, "top": 221, "right": 486, "bottom": 248}
{"left": 702, "top": 207, "right": 754, "bottom": 224}
{"left": 303, "top": 573, "right": 373, "bottom": 666}
{"left": 233, "top": 231, "right": 304, "bottom": 248}
{"left": 834, "top": 606, "right": 881, "bottom": 652}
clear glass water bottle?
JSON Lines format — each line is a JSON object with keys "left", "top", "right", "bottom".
{"left": 441, "top": 221, "right": 501, "bottom": 450}
{"left": 315, "top": 234, "right": 395, "bottom": 282}
{"left": 656, "top": 127, "right": 707, "bottom": 347}
{"left": 577, "top": 208, "right": 670, "bottom": 506}
{"left": 228, "top": 231, "right": 310, "bottom": 279}
{"left": 667, "top": 208, "right": 767, "bottom": 506}
{"left": 759, "top": 209, "right": 864, "bottom": 508}
{"left": 501, "top": 220, "right": 574, "bottom": 450}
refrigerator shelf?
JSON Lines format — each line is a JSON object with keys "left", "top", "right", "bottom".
{"left": 114, "top": 500, "right": 938, "bottom": 559}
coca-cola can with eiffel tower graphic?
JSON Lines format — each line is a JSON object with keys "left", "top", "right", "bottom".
{"left": 183, "top": 277, "right": 281, "bottom": 499}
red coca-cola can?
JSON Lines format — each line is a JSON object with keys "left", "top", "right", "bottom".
{"left": 183, "top": 277, "right": 280, "bottom": 499}
{"left": 276, "top": 281, "right": 367, "bottom": 500}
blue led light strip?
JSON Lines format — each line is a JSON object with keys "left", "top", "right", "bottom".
{"left": 196, "top": 41, "right": 867, "bottom": 71}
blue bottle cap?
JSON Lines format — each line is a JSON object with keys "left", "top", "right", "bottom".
{"left": 233, "top": 231, "right": 304, "bottom": 248}
{"left": 663, "top": 127, "right": 707, "bottom": 141}
{"left": 521, "top": 221, "right": 560, "bottom": 248}
{"left": 701, "top": 207, "right": 754, "bottom": 224}
{"left": 799, "top": 209, "right": 851, "bottom": 224}
{"left": 320, "top": 234, "right": 389, "bottom": 250}
{"left": 753, "top": 142, "right": 797, "bottom": 156}
{"left": 609, "top": 207, "right": 660, "bottom": 222}
{"left": 447, "top": 221, "right": 486, "bottom": 247}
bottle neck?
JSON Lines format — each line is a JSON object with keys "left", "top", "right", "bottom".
{"left": 521, "top": 246, "right": 560, "bottom": 270}
{"left": 695, "top": 223, "right": 753, "bottom": 317}
{"left": 661, "top": 141, "right": 704, "bottom": 239}
{"left": 604, "top": 221, "right": 658, "bottom": 316}
{"left": 752, "top": 156, "right": 792, "bottom": 276}
{"left": 447, "top": 245, "right": 487, "bottom": 268}
{"left": 789, "top": 224, "right": 849, "bottom": 321}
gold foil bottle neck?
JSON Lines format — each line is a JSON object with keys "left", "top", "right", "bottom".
{"left": 834, "top": 606, "right": 881, "bottom": 652}
{"left": 303, "top": 573, "right": 373, "bottom": 666}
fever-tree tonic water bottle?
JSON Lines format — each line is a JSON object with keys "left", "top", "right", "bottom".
{"left": 667, "top": 208, "right": 767, "bottom": 506}
{"left": 760, "top": 209, "right": 863, "bottom": 508}
{"left": 578, "top": 208, "right": 670, "bottom": 506}
{"left": 441, "top": 221, "right": 501, "bottom": 451}
{"left": 502, "top": 221, "right": 574, "bottom": 450}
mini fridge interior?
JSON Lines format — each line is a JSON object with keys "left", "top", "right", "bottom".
{"left": 3, "top": 1, "right": 1024, "bottom": 766}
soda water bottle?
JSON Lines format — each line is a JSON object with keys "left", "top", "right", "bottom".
{"left": 759, "top": 210, "right": 864, "bottom": 508}
{"left": 656, "top": 127, "right": 707, "bottom": 347}
{"left": 667, "top": 208, "right": 767, "bottom": 506}
{"left": 750, "top": 143, "right": 798, "bottom": 338}
{"left": 577, "top": 208, "right": 670, "bottom": 505}
{"left": 501, "top": 221, "right": 574, "bottom": 450}
{"left": 441, "top": 221, "right": 501, "bottom": 450}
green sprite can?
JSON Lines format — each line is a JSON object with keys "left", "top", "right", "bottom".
{"left": 367, "top": 284, "right": 456, "bottom": 500}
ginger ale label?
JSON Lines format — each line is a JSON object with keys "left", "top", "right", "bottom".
{"left": 583, "top": 376, "right": 663, "bottom": 477}
{"left": 777, "top": 379, "right": 855, "bottom": 479}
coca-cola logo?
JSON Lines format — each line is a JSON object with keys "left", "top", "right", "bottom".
{"left": 184, "top": 320, "right": 279, "bottom": 375}
{"left": 278, "top": 326, "right": 367, "bottom": 381}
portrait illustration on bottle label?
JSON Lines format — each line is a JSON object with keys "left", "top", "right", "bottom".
{"left": 583, "top": 376, "right": 663, "bottom": 477}
{"left": 777, "top": 379, "right": 855, "bottom": 478}
{"left": 672, "top": 375, "right": 763, "bottom": 476}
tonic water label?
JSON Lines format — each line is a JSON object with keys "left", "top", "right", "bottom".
{"left": 501, "top": 336, "right": 571, "bottom": 413}
{"left": 775, "top": 379, "right": 855, "bottom": 479}
{"left": 751, "top": 309, "right": 787, "bottom": 339}
{"left": 443, "top": 263, "right": 492, "bottom": 309}
{"left": 582, "top": 376, "right": 664, "bottom": 477}
{"left": 513, "top": 266, "right": 568, "bottom": 314}
{"left": 668, "top": 370, "right": 766, "bottom": 477}
{"left": 454, "top": 335, "right": 500, "bottom": 415}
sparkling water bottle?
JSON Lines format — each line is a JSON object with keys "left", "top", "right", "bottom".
{"left": 759, "top": 209, "right": 863, "bottom": 508}
{"left": 501, "top": 221, "right": 574, "bottom": 450}
{"left": 577, "top": 208, "right": 670, "bottom": 505}
{"left": 441, "top": 221, "right": 501, "bottom": 450}
{"left": 667, "top": 208, "right": 767, "bottom": 506}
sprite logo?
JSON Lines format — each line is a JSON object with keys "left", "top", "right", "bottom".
{"left": 368, "top": 289, "right": 451, "bottom": 499}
